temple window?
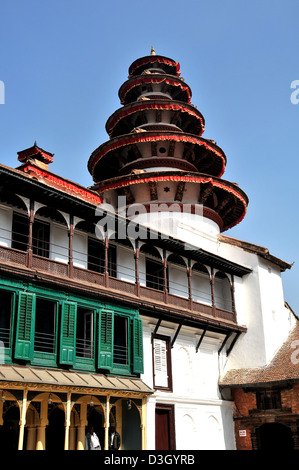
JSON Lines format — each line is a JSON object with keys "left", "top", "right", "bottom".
{"left": 11, "top": 211, "right": 29, "bottom": 252}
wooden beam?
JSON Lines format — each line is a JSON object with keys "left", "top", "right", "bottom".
{"left": 148, "top": 181, "right": 158, "bottom": 201}
{"left": 175, "top": 181, "right": 185, "bottom": 202}
{"left": 196, "top": 326, "right": 208, "bottom": 353}
{"left": 171, "top": 322, "right": 183, "bottom": 348}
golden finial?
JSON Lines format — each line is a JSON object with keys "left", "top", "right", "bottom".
{"left": 151, "top": 46, "right": 156, "bottom": 56}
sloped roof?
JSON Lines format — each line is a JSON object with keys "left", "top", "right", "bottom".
{"left": 220, "top": 321, "right": 299, "bottom": 388}
{"left": 0, "top": 364, "right": 153, "bottom": 395}
{"left": 219, "top": 234, "right": 293, "bottom": 272}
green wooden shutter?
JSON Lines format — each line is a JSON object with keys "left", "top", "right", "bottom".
{"left": 15, "top": 292, "right": 35, "bottom": 360}
{"left": 132, "top": 317, "right": 144, "bottom": 374}
{"left": 98, "top": 309, "right": 114, "bottom": 370}
{"left": 60, "top": 301, "right": 76, "bottom": 365}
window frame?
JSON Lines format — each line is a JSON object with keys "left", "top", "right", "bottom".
{"left": 74, "top": 303, "right": 97, "bottom": 371}
{"left": 256, "top": 389, "right": 282, "bottom": 411}
{"left": 0, "top": 286, "right": 16, "bottom": 362}
{"left": 152, "top": 334, "right": 173, "bottom": 391}
{"left": 32, "top": 296, "right": 59, "bottom": 366}
{"left": 11, "top": 211, "right": 29, "bottom": 252}
{"left": 98, "top": 305, "right": 143, "bottom": 376}
{"left": 32, "top": 217, "right": 50, "bottom": 258}
{"left": 10, "top": 280, "right": 143, "bottom": 375}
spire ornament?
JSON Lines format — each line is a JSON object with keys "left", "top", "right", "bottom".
{"left": 151, "top": 46, "right": 156, "bottom": 56}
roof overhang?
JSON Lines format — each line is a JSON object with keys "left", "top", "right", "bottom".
{"left": 0, "top": 365, "right": 153, "bottom": 396}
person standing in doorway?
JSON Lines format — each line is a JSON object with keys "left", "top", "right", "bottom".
{"left": 85, "top": 425, "right": 101, "bottom": 450}
{"left": 109, "top": 424, "right": 120, "bottom": 450}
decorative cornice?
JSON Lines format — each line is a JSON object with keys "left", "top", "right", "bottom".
{"left": 89, "top": 133, "right": 226, "bottom": 179}
{"left": 106, "top": 101, "right": 205, "bottom": 137}
{"left": 119, "top": 75, "right": 191, "bottom": 104}
{"left": 18, "top": 163, "right": 103, "bottom": 205}
{"left": 128, "top": 55, "right": 181, "bottom": 77}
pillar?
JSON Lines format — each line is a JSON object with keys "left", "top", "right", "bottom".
{"left": 69, "top": 425, "right": 76, "bottom": 450}
{"left": 27, "top": 200, "right": 34, "bottom": 268}
{"left": 187, "top": 261, "right": 193, "bottom": 310}
{"left": 141, "top": 397, "right": 147, "bottom": 450}
{"left": 105, "top": 395, "right": 110, "bottom": 450}
{"left": 64, "top": 391, "right": 71, "bottom": 450}
{"left": 18, "top": 388, "right": 28, "bottom": 450}
{"left": 68, "top": 215, "right": 74, "bottom": 278}
{"left": 77, "top": 402, "right": 87, "bottom": 450}
{"left": 211, "top": 267, "right": 216, "bottom": 316}
{"left": 36, "top": 399, "right": 48, "bottom": 450}
{"left": 163, "top": 250, "right": 168, "bottom": 303}
{"left": 26, "top": 425, "right": 37, "bottom": 450}
{"left": 135, "top": 242, "right": 140, "bottom": 296}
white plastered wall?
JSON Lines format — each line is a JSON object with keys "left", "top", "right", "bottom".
{"left": 141, "top": 319, "right": 236, "bottom": 450}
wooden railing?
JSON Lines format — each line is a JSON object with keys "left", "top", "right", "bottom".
{"left": 0, "top": 244, "right": 236, "bottom": 323}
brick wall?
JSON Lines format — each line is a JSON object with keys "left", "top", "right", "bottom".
{"left": 231, "top": 384, "right": 299, "bottom": 450}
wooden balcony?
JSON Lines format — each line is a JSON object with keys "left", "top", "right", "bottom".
{"left": 0, "top": 245, "right": 237, "bottom": 325}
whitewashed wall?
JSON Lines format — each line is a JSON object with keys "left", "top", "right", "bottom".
{"left": 141, "top": 319, "right": 236, "bottom": 450}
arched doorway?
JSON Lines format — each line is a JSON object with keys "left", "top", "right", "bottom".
{"left": 46, "top": 405, "right": 65, "bottom": 450}
{"left": 122, "top": 399, "right": 141, "bottom": 450}
{"left": 256, "top": 423, "right": 294, "bottom": 450}
{"left": 0, "top": 403, "right": 20, "bottom": 451}
{"left": 87, "top": 405, "right": 105, "bottom": 449}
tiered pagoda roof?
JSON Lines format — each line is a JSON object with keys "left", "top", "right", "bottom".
{"left": 88, "top": 49, "right": 248, "bottom": 232}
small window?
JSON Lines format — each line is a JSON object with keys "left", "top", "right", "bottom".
{"left": 87, "top": 237, "right": 116, "bottom": 277}
{"left": 12, "top": 212, "right": 29, "bottom": 252}
{"left": 0, "top": 290, "right": 14, "bottom": 349}
{"left": 98, "top": 308, "right": 143, "bottom": 376}
{"left": 152, "top": 334, "right": 172, "bottom": 390}
{"left": 34, "top": 298, "right": 56, "bottom": 354}
{"left": 256, "top": 390, "right": 282, "bottom": 410}
{"left": 76, "top": 307, "right": 94, "bottom": 359}
{"left": 33, "top": 219, "right": 50, "bottom": 258}
{"left": 146, "top": 259, "right": 164, "bottom": 291}
{"left": 113, "top": 315, "right": 128, "bottom": 366}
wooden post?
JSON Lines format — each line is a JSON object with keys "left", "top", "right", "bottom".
{"left": 18, "top": 388, "right": 28, "bottom": 450}
{"left": 211, "top": 268, "right": 216, "bottom": 317}
{"left": 141, "top": 397, "right": 147, "bottom": 450}
{"left": 68, "top": 215, "right": 74, "bottom": 278}
{"left": 27, "top": 200, "right": 34, "bottom": 269}
{"left": 36, "top": 399, "right": 48, "bottom": 450}
{"left": 77, "top": 402, "right": 87, "bottom": 450}
{"left": 105, "top": 395, "right": 110, "bottom": 450}
{"left": 163, "top": 250, "right": 168, "bottom": 303}
{"left": 231, "top": 274, "right": 236, "bottom": 320}
{"left": 187, "top": 260, "right": 193, "bottom": 310}
{"left": 64, "top": 391, "right": 71, "bottom": 450}
{"left": 104, "top": 237, "right": 109, "bottom": 287}
{"left": 135, "top": 241, "right": 140, "bottom": 296}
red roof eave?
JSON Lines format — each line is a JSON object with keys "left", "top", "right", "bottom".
{"left": 19, "top": 164, "right": 103, "bottom": 205}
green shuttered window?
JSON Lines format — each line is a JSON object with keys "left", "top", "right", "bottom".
{"left": 15, "top": 292, "right": 35, "bottom": 360}
{"left": 98, "top": 309, "right": 114, "bottom": 370}
{"left": 60, "top": 301, "right": 76, "bottom": 365}
{"left": 12, "top": 285, "right": 143, "bottom": 376}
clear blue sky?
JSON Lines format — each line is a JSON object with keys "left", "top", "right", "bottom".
{"left": 0, "top": 0, "right": 298, "bottom": 315}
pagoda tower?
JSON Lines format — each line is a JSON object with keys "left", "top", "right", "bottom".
{"left": 88, "top": 48, "right": 248, "bottom": 237}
